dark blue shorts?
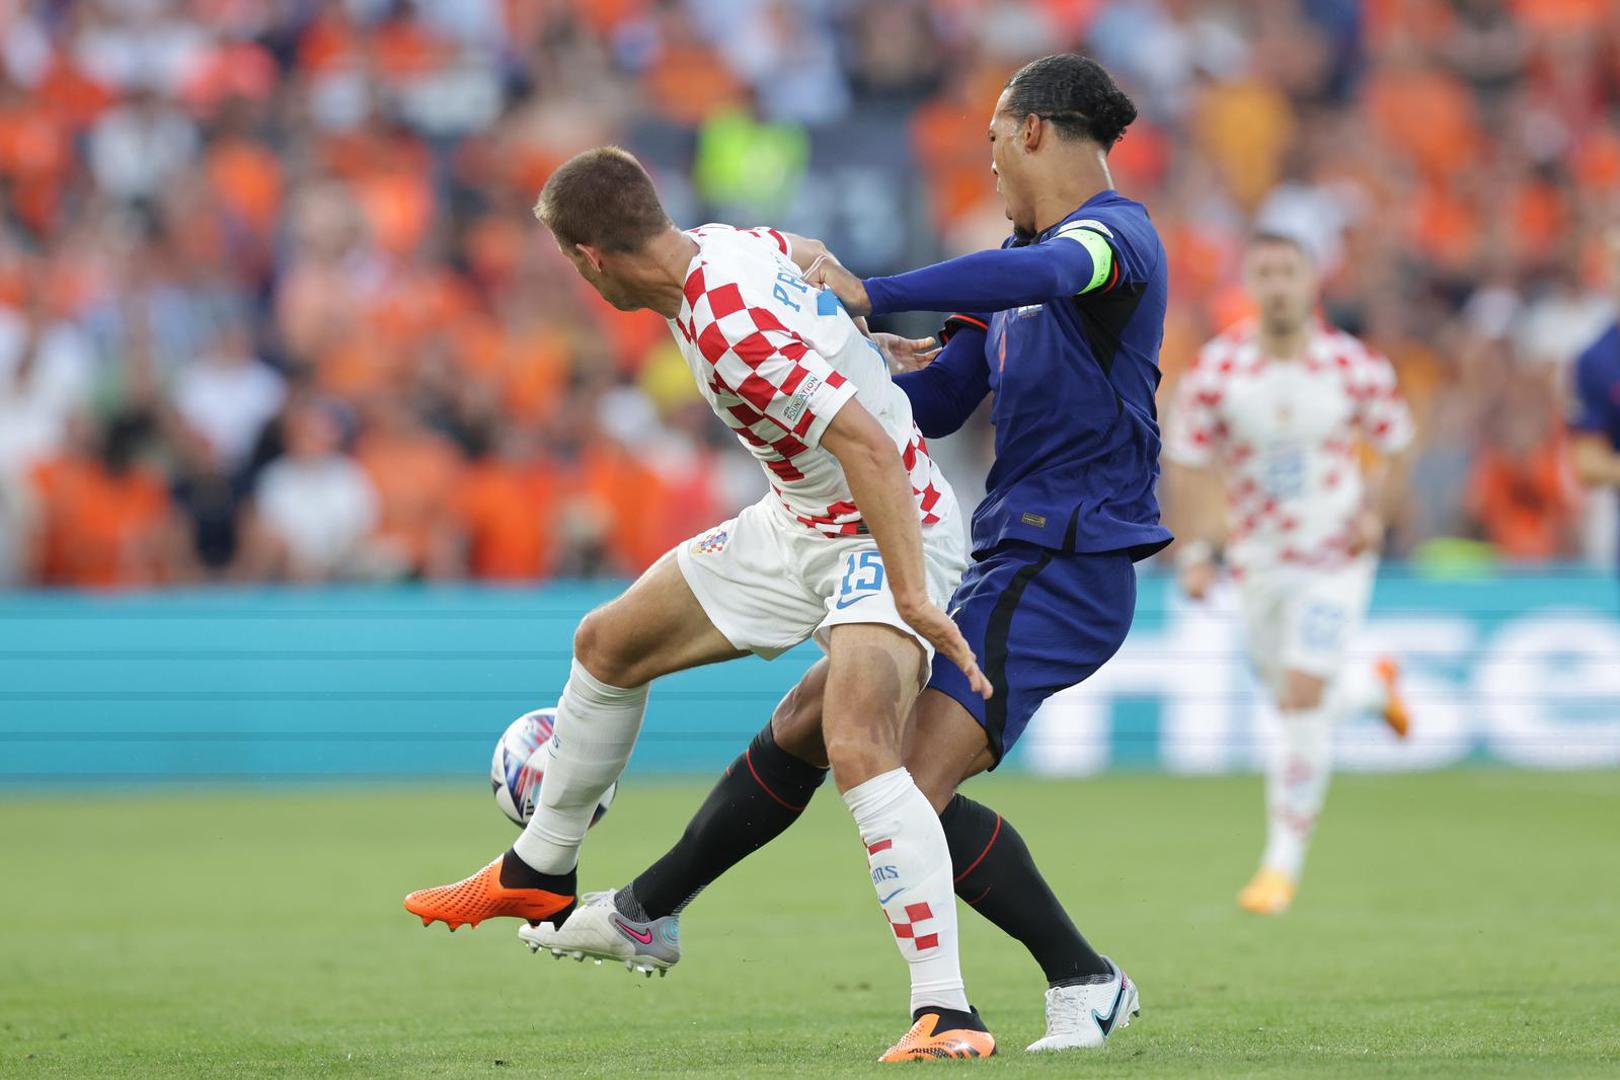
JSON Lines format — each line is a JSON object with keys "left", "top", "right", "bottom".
{"left": 927, "top": 541, "right": 1137, "bottom": 767}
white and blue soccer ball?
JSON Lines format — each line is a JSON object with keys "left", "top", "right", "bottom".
{"left": 490, "top": 707, "right": 617, "bottom": 827}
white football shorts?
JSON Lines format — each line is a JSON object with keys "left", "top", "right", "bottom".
{"left": 1239, "top": 554, "right": 1376, "bottom": 686}
{"left": 675, "top": 495, "right": 967, "bottom": 663}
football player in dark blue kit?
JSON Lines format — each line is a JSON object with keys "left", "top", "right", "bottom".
{"left": 528, "top": 54, "right": 1169, "bottom": 1056}
{"left": 1570, "top": 224, "right": 1620, "bottom": 557}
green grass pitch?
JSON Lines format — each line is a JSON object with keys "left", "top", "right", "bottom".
{"left": 3, "top": 770, "right": 1617, "bottom": 1078}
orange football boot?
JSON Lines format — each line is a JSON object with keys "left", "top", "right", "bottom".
{"left": 879, "top": 1010, "right": 996, "bottom": 1062}
{"left": 404, "top": 856, "right": 574, "bottom": 931}
{"left": 1237, "top": 867, "right": 1297, "bottom": 916}
{"left": 1374, "top": 656, "right": 1411, "bottom": 739}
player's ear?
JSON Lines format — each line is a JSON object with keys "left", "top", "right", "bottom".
{"left": 1020, "top": 113, "right": 1044, "bottom": 153}
{"left": 574, "top": 243, "right": 606, "bottom": 273}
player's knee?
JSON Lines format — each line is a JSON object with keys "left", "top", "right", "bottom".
{"left": 770, "top": 679, "right": 828, "bottom": 768}
{"left": 823, "top": 730, "right": 900, "bottom": 790}
{"left": 1279, "top": 669, "right": 1327, "bottom": 712}
{"left": 572, "top": 607, "right": 640, "bottom": 688}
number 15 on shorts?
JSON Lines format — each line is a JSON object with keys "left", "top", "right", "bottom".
{"left": 836, "top": 550, "right": 885, "bottom": 609}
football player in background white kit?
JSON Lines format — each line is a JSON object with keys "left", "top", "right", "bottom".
{"left": 404, "top": 148, "right": 1000, "bottom": 1060}
{"left": 1163, "top": 231, "right": 1414, "bottom": 916}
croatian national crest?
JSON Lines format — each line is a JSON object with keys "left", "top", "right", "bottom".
{"left": 690, "top": 527, "right": 730, "bottom": 556}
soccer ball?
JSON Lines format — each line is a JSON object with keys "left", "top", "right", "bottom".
{"left": 490, "top": 707, "right": 617, "bottom": 827}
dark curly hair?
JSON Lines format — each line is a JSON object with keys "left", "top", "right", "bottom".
{"left": 1001, "top": 54, "right": 1138, "bottom": 149}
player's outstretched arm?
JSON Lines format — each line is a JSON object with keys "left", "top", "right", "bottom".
{"left": 821, "top": 402, "right": 991, "bottom": 699}
{"left": 808, "top": 228, "right": 1113, "bottom": 317}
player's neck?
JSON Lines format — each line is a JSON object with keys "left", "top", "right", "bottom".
{"left": 1030, "top": 150, "right": 1114, "bottom": 235}
{"left": 1257, "top": 323, "right": 1310, "bottom": 362}
{"left": 635, "top": 230, "right": 701, "bottom": 319}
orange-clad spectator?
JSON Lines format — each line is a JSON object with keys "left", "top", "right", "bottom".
{"left": 29, "top": 415, "right": 171, "bottom": 589}
{"left": 1364, "top": 57, "right": 1481, "bottom": 181}
{"left": 354, "top": 396, "right": 465, "bottom": 578}
{"left": 455, "top": 429, "right": 561, "bottom": 580}
{"left": 0, "top": 76, "right": 73, "bottom": 233}
{"left": 912, "top": 63, "right": 1013, "bottom": 230}
{"left": 205, "top": 133, "right": 283, "bottom": 237}
{"left": 642, "top": 13, "right": 745, "bottom": 127}
{"left": 31, "top": 48, "right": 115, "bottom": 130}
{"left": 1467, "top": 373, "right": 1582, "bottom": 562}
{"left": 1194, "top": 79, "right": 1294, "bottom": 209}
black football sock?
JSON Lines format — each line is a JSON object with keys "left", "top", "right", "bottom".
{"left": 499, "top": 849, "right": 577, "bottom": 922}
{"left": 940, "top": 794, "right": 1109, "bottom": 985}
{"left": 912, "top": 1004, "right": 989, "bottom": 1031}
{"left": 619, "top": 722, "right": 829, "bottom": 921}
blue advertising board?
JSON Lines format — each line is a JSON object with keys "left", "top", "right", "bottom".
{"left": 1, "top": 570, "right": 1616, "bottom": 786}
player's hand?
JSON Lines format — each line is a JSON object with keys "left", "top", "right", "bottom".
{"left": 1179, "top": 558, "right": 1217, "bottom": 602}
{"left": 871, "top": 332, "right": 939, "bottom": 374}
{"left": 804, "top": 253, "right": 872, "bottom": 317}
{"left": 1347, "top": 509, "right": 1384, "bottom": 557}
{"left": 897, "top": 594, "right": 992, "bottom": 700}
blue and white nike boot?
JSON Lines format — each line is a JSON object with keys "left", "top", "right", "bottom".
{"left": 1025, "top": 956, "right": 1139, "bottom": 1051}
{"left": 518, "top": 890, "right": 680, "bottom": 976}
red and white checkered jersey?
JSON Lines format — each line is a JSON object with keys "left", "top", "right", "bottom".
{"left": 669, "top": 224, "right": 953, "bottom": 538}
{"left": 1164, "top": 319, "right": 1414, "bottom": 574}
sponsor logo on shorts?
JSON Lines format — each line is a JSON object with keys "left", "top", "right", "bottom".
{"left": 690, "top": 527, "right": 729, "bottom": 556}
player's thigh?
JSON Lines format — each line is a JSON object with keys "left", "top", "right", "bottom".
{"left": 902, "top": 688, "right": 996, "bottom": 813}
{"left": 1239, "top": 574, "right": 1287, "bottom": 692}
{"left": 574, "top": 549, "right": 746, "bottom": 687}
{"left": 929, "top": 544, "right": 1136, "bottom": 767}
{"left": 1278, "top": 558, "right": 1375, "bottom": 690}
{"left": 821, "top": 622, "right": 927, "bottom": 792}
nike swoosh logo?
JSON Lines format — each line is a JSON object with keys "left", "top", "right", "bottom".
{"left": 1092, "top": 979, "right": 1127, "bottom": 1036}
{"left": 877, "top": 888, "right": 904, "bottom": 905}
{"left": 613, "top": 917, "right": 653, "bottom": 945}
{"left": 834, "top": 594, "right": 873, "bottom": 610}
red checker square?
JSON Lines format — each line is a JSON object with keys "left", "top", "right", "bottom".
{"left": 904, "top": 902, "right": 933, "bottom": 923}
{"left": 706, "top": 282, "right": 745, "bottom": 319}
{"left": 914, "top": 933, "right": 939, "bottom": 950}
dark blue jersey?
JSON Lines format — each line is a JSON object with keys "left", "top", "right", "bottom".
{"left": 870, "top": 190, "right": 1172, "bottom": 559}
{"left": 1572, "top": 321, "right": 1620, "bottom": 449}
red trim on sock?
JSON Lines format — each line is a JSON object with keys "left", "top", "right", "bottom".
{"left": 963, "top": 885, "right": 992, "bottom": 907}
{"left": 953, "top": 814, "right": 1001, "bottom": 884}
{"left": 744, "top": 749, "right": 807, "bottom": 812}
{"left": 867, "top": 838, "right": 893, "bottom": 855}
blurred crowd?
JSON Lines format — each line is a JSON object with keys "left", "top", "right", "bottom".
{"left": 1, "top": 0, "right": 1617, "bottom": 589}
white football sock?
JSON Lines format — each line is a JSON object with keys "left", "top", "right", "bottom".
{"left": 843, "top": 767, "right": 969, "bottom": 1014}
{"left": 1261, "top": 703, "right": 1335, "bottom": 881}
{"left": 1328, "top": 660, "right": 1385, "bottom": 717}
{"left": 512, "top": 659, "right": 648, "bottom": 874}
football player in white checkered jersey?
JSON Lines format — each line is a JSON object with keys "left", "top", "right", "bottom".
{"left": 404, "top": 148, "right": 998, "bottom": 1059}
{"left": 1163, "top": 230, "right": 1416, "bottom": 916}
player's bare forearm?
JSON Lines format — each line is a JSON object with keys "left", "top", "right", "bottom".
{"left": 1572, "top": 433, "right": 1620, "bottom": 488}
{"left": 821, "top": 405, "right": 930, "bottom": 610}
{"left": 1166, "top": 462, "right": 1225, "bottom": 556}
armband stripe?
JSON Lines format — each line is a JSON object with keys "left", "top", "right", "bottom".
{"left": 1054, "top": 224, "right": 1115, "bottom": 294}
